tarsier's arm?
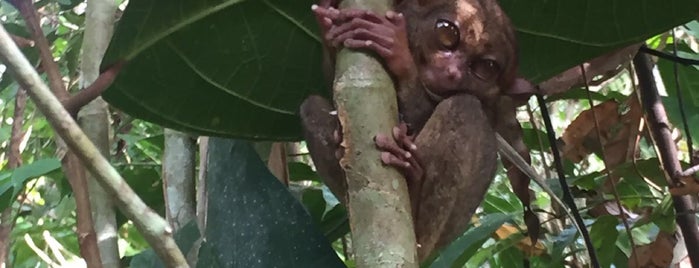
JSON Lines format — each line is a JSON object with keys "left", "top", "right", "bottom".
{"left": 492, "top": 97, "right": 541, "bottom": 243}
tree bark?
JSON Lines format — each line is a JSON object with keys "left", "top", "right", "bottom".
{"left": 332, "top": 0, "right": 419, "bottom": 266}
{"left": 162, "top": 129, "right": 197, "bottom": 230}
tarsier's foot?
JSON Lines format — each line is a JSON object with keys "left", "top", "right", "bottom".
{"left": 374, "top": 123, "right": 423, "bottom": 182}
{"left": 311, "top": 6, "right": 416, "bottom": 79}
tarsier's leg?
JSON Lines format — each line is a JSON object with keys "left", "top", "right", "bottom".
{"left": 299, "top": 95, "right": 347, "bottom": 203}
{"left": 380, "top": 94, "right": 498, "bottom": 260}
{"left": 493, "top": 96, "right": 540, "bottom": 243}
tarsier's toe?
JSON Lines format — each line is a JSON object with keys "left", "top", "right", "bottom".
{"left": 375, "top": 133, "right": 411, "bottom": 159}
{"left": 393, "top": 124, "right": 417, "bottom": 151}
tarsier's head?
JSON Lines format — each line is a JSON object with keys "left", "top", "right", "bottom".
{"left": 397, "top": 0, "right": 518, "bottom": 101}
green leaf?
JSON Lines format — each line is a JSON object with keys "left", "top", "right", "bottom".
{"left": 649, "top": 195, "right": 676, "bottom": 233}
{"left": 426, "top": 213, "right": 513, "bottom": 268}
{"left": 590, "top": 215, "right": 619, "bottom": 267}
{"left": 196, "top": 138, "right": 343, "bottom": 267}
{"left": 0, "top": 158, "right": 61, "bottom": 211}
{"left": 302, "top": 188, "right": 326, "bottom": 223}
{"left": 289, "top": 162, "right": 322, "bottom": 182}
{"left": 501, "top": 0, "right": 699, "bottom": 82}
{"left": 103, "top": 0, "right": 699, "bottom": 140}
{"left": 103, "top": 0, "right": 322, "bottom": 140}
{"left": 320, "top": 204, "right": 349, "bottom": 242}
{"left": 118, "top": 166, "right": 165, "bottom": 227}
{"left": 657, "top": 48, "right": 699, "bottom": 145}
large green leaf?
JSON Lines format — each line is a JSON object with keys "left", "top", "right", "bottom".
{"left": 103, "top": 0, "right": 322, "bottom": 140}
{"left": 104, "top": 0, "right": 699, "bottom": 140}
{"left": 502, "top": 0, "right": 699, "bottom": 81}
{"left": 197, "top": 138, "right": 343, "bottom": 267}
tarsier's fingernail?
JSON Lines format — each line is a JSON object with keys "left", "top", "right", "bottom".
{"left": 405, "top": 163, "right": 411, "bottom": 168}
{"left": 386, "top": 11, "right": 396, "bottom": 18}
{"left": 410, "top": 144, "right": 418, "bottom": 151}
{"left": 311, "top": 4, "right": 318, "bottom": 10}
{"left": 405, "top": 152, "right": 412, "bottom": 158}
{"left": 365, "top": 40, "right": 373, "bottom": 46}
{"left": 329, "top": 110, "right": 337, "bottom": 115}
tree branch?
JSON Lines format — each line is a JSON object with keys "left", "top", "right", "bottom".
{"left": 0, "top": 23, "right": 188, "bottom": 268}
{"left": 332, "top": 0, "right": 418, "bottom": 266}
{"left": 63, "top": 61, "right": 124, "bottom": 116}
{"left": 633, "top": 48, "right": 699, "bottom": 267}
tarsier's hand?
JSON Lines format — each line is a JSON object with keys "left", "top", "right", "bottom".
{"left": 311, "top": 6, "right": 417, "bottom": 81}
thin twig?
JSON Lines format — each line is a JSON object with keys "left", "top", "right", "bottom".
{"left": 535, "top": 94, "right": 600, "bottom": 268}
{"left": 579, "top": 65, "right": 639, "bottom": 264}
{"left": 639, "top": 46, "right": 699, "bottom": 66}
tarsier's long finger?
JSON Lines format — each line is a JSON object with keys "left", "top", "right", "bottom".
{"left": 335, "top": 9, "right": 384, "bottom": 24}
{"left": 327, "top": 17, "right": 391, "bottom": 42}
{"left": 384, "top": 11, "right": 406, "bottom": 27}
{"left": 375, "top": 134, "right": 412, "bottom": 159}
{"left": 311, "top": 5, "right": 340, "bottom": 21}
{"left": 342, "top": 40, "right": 392, "bottom": 58}
{"left": 331, "top": 24, "right": 393, "bottom": 47}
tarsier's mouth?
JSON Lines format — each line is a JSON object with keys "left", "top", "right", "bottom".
{"left": 421, "top": 80, "right": 462, "bottom": 103}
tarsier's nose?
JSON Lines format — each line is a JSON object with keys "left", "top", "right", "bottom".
{"left": 446, "top": 65, "right": 462, "bottom": 81}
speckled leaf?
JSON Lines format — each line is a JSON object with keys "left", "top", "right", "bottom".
{"left": 197, "top": 138, "right": 343, "bottom": 268}
{"left": 103, "top": 0, "right": 698, "bottom": 140}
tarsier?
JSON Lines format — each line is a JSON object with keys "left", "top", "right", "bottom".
{"left": 300, "top": 0, "right": 539, "bottom": 260}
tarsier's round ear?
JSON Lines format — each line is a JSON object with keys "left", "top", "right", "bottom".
{"left": 505, "top": 77, "right": 538, "bottom": 102}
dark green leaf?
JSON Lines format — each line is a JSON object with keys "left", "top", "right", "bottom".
{"left": 103, "top": 0, "right": 322, "bottom": 140}
{"left": 589, "top": 215, "right": 619, "bottom": 267}
{"left": 320, "top": 204, "right": 349, "bottom": 242}
{"left": 289, "top": 162, "right": 322, "bottom": 182}
{"left": 104, "top": 0, "right": 699, "bottom": 140}
{"left": 118, "top": 166, "right": 164, "bottom": 227}
{"left": 197, "top": 139, "right": 343, "bottom": 267}
{"left": 302, "top": 188, "right": 326, "bottom": 223}
{"left": 501, "top": 0, "right": 699, "bottom": 82}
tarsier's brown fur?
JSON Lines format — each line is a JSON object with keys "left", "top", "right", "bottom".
{"left": 301, "top": 0, "right": 537, "bottom": 260}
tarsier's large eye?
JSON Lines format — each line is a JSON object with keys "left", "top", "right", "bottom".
{"left": 435, "top": 19, "right": 460, "bottom": 50}
{"left": 471, "top": 59, "right": 501, "bottom": 82}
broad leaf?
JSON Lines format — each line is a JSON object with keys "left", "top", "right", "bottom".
{"left": 104, "top": 0, "right": 322, "bottom": 140}
{"left": 501, "top": 0, "right": 699, "bottom": 81}
{"left": 104, "top": 0, "right": 699, "bottom": 140}
{"left": 197, "top": 138, "right": 343, "bottom": 267}
{"left": 590, "top": 215, "right": 620, "bottom": 267}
